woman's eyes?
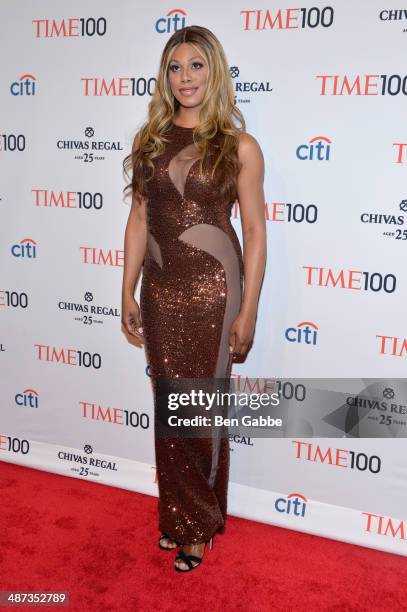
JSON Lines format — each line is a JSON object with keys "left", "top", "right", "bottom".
{"left": 169, "top": 62, "right": 203, "bottom": 72}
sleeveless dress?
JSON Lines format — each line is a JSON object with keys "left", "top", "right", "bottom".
{"left": 140, "top": 121, "right": 244, "bottom": 544}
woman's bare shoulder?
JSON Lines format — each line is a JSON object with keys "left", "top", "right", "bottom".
{"left": 237, "top": 130, "right": 264, "bottom": 164}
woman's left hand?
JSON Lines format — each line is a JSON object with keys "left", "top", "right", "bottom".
{"left": 229, "top": 310, "right": 257, "bottom": 358}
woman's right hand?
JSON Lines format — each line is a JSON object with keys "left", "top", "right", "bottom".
{"left": 121, "top": 294, "right": 144, "bottom": 344}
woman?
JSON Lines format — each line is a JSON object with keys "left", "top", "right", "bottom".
{"left": 122, "top": 25, "right": 266, "bottom": 572}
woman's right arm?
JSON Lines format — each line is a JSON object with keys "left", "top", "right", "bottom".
{"left": 121, "top": 131, "right": 147, "bottom": 343}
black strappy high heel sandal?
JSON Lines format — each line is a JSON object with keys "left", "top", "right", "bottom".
{"left": 174, "top": 536, "right": 214, "bottom": 572}
{"left": 158, "top": 532, "right": 179, "bottom": 551}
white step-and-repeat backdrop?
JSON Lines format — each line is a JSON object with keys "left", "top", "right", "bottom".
{"left": 1, "top": 1, "right": 407, "bottom": 556}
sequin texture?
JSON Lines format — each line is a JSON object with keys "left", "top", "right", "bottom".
{"left": 140, "top": 122, "right": 244, "bottom": 544}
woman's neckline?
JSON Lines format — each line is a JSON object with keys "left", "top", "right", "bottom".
{"left": 171, "top": 121, "right": 196, "bottom": 130}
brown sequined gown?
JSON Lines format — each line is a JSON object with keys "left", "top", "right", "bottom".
{"left": 140, "top": 122, "right": 244, "bottom": 544}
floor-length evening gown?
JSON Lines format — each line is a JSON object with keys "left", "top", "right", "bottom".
{"left": 140, "top": 121, "right": 244, "bottom": 544}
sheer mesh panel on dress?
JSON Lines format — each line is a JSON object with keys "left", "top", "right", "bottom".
{"left": 178, "top": 223, "right": 242, "bottom": 489}
{"left": 147, "top": 231, "right": 163, "bottom": 268}
{"left": 168, "top": 143, "right": 201, "bottom": 198}
{"left": 178, "top": 223, "right": 241, "bottom": 378}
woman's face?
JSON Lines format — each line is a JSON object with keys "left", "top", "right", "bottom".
{"left": 168, "top": 43, "right": 208, "bottom": 109}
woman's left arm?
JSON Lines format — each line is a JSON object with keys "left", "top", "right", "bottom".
{"left": 229, "top": 132, "right": 267, "bottom": 357}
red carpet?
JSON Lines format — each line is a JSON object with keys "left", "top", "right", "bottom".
{"left": 1, "top": 461, "right": 406, "bottom": 612}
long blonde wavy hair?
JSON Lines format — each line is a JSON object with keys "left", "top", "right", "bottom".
{"left": 123, "top": 25, "right": 246, "bottom": 205}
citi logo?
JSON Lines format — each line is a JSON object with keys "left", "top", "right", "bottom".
{"left": 155, "top": 9, "right": 187, "bottom": 33}
{"left": 285, "top": 321, "right": 318, "bottom": 345}
{"left": 15, "top": 388, "right": 39, "bottom": 409}
{"left": 11, "top": 238, "right": 37, "bottom": 259}
{"left": 240, "top": 7, "right": 334, "bottom": 30}
{"left": 32, "top": 18, "right": 107, "bottom": 38}
{"left": 10, "top": 74, "right": 37, "bottom": 96}
{"left": 275, "top": 492, "right": 307, "bottom": 518}
{"left": 303, "top": 266, "right": 396, "bottom": 293}
{"left": 363, "top": 512, "right": 407, "bottom": 540}
{"left": 296, "top": 136, "right": 332, "bottom": 161}
{"left": 316, "top": 73, "right": 407, "bottom": 96}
